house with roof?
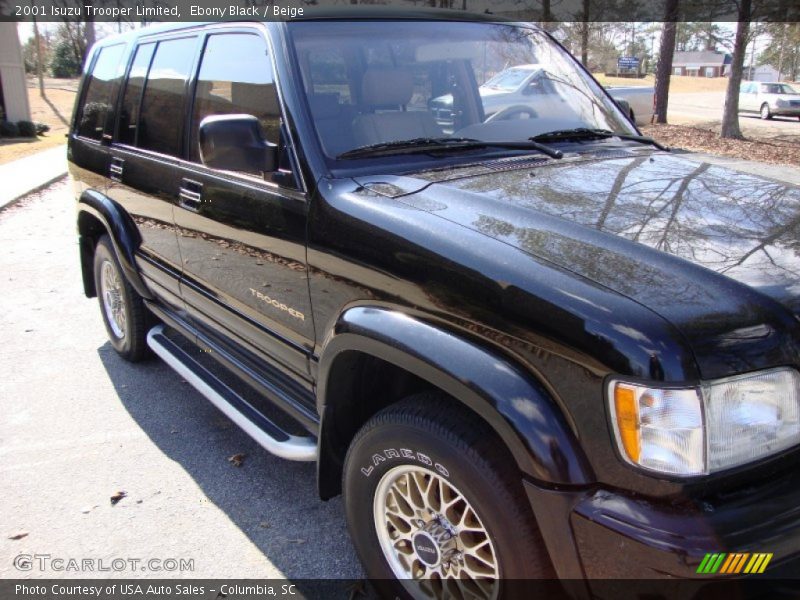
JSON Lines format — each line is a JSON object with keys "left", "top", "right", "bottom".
{"left": 672, "top": 50, "right": 732, "bottom": 78}
{"left": 0, "top": 23, "right": 31, "bottom": 123}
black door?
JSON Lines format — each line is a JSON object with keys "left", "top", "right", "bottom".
{"left": 106, "top": 35, "right": 200, "bottom": 313}
{"left": 173, "top": 30, "right": 314, "bottom": 387}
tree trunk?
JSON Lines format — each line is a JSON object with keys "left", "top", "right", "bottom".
{"left": 578, "top": 0, "right": 590, "bottom": 66}
{"left": 541, "top": 0, "right": 551, "bottom": 29}
{"left": 83, "top": 15, "right": 96, "bottom": 64}
{"left": 720, "top": 0, "right": 751, "bottom": 140}
{"left": 654, "top": 0, "right": 679, "bottom": 124}
{"left": 33, "top": 17, "right": 46, "bottom": 99}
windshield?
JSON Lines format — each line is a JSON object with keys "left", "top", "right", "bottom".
{"left": 761, "top": 83, "right": 797, "bottom": 95}
{"left": 288, "top": 20, "right": 633, "bottom": 164}
{"left": 482, "top": 67, "right": 534, "bottom": 91}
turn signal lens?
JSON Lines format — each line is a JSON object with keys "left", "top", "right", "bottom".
{"left": 609, "top": 382, "right": 705, "bottom": 476}
{"left": 614, "top": 385, "right": 640, "bottom": 463}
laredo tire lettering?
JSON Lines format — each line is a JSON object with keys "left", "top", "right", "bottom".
{"left": 358, "top": 448, "right": 450, "bottom": 478}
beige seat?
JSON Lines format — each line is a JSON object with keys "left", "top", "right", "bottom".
{"left": 352, "top": 68, "right": 442, "bottom": 147}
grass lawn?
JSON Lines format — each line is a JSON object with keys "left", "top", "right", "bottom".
{"left": 0, "top": 78, "right": 77, "bottom": 165}
{"left": 594, "top": 73, "right": 730, "bottom": 93}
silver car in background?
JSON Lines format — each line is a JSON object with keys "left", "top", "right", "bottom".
{"left": 429, "top": 64, "right": 653, "bottom": 129}
{"left": 739, "top": 81, "right": 800, "bottom": 120}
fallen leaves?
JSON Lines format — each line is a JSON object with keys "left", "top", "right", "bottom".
{"left": 8, "top": 531, "right": 28, "bottom": 540}
{"left": 110, "top": 490, "right": 127, "bottom": 506}
{"left": 228, "top": 453, "right": 246, "bottom": 467}
{"left": 642, "top": 124, "right": 800, "bottom": 168}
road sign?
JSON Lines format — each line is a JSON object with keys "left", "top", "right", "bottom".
{"left": 618, "top": 56, "right": 640, "bottom": 69}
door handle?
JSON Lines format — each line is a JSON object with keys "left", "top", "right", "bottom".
{"left": 179, "top": 179, "right": 203, "bottom": 213}
{"left": 109, "top": 157, "right": 124, "bottom": 182}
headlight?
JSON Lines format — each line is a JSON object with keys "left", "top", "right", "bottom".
{"left": 609, "top": 368, "right": 800, "bottom": 476}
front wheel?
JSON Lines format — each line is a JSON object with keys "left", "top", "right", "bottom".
{"left": 760, "top": 103, "right": 772, "bottom": 120}
{"left": 343, "top": 393, "right": 553, "bottom": 599}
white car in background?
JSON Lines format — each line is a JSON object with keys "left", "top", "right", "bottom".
{"left": 429, "top": 64, "right": 653, "bottom": 128}
{"left": 739, "top": 81, "right": 800, "bottom": 120}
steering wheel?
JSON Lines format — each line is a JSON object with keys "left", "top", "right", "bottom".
{"left": 484, "top": 105, "right": 538, "bottom": 123}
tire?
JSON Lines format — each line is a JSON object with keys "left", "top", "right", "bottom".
{"left": 343, "top": 393, "right": 553, "bottom": 600}
{"left": 760, "top": 103, "right": 772, "bottom": 120}
{"left": 93, "top": 235, "right": 149, "bottom": 362}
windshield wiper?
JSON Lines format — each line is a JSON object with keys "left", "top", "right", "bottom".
{"left": 530, "top": 128, "right": 668, "bottom": 151}
{"left": 336, "top": 137, "right": 563, "bottom": 160}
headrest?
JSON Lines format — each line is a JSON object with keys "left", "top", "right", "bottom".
{"left": 361, "top": 68, "right": 413, "bottom": 107}
{"left": 308, "top": 93, "right": 341, "bottom": 119}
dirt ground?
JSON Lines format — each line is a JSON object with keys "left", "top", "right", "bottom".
{"left": 0, "top": 77, "right": 77, "bottom": 165}
{"left": 642, "top": 123, "right": 800, "bottom": 168}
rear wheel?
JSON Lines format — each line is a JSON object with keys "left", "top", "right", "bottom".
{"left": 93, "top": 235, "right": 149, "bottom": 362}
{"left": 760, "top": 103, "right": 772, "bottom": 120}
{"left": 343, "top": 393, "right": 553, "bottom": 599}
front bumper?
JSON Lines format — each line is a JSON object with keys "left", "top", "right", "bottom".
{"left": 771, "top": 105, "right": 800, "bottom": 117}
{"left": 524, "top": 467, "right": 800, "bottom": 582}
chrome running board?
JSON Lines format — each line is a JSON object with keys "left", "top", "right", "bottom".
{"left": 146, "top": 325, "right": 317, "bottom": 462}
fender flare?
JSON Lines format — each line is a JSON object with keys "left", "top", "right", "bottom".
{"left": 77, "top": 189, "right": 153, "bottom": 300}
{"left": 317, "top": 306, "right": 593, "bottom": 490}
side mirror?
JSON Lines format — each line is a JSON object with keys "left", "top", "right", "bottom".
{"left": 522, "top": 82, "right": 537, "bottom": 96}
{"left": 613, "top": 97, "right": 632, "bottom": 118}
{"left": 198, "top": 114, "right": 278, "bottom": 176}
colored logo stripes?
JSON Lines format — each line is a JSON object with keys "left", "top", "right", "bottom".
{"left": 696, "top": 552, "right": 773, "bottom": 574}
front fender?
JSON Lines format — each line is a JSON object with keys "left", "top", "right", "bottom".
{"left": 318, "top": 306, "right": 593, "bottom": 487}
{"left": 77, "top": 190, "right": 152, "bottom": 300}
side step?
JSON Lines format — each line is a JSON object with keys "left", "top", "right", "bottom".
{"left": 146, "top": 325, "right": 317, "bottom": 462}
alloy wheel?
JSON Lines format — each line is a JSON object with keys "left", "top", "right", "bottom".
{"left": 373, "top": 464, "right": 499, "bottom": 599}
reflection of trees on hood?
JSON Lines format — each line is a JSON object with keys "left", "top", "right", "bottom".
{"left": 457, "top": 154, "right": 800, "bottom": 293}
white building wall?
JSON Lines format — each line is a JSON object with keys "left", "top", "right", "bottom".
{"left": 752, "top": 65, "right": 779, "bottom": 82}
{"left": 0, "top": 23, "right": 31, "bottom": 122}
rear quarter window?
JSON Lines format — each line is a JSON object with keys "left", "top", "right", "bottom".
{"left": 137, "top": 36, "right": 198, "bottom": 157}
{"left": 77, "top": 44, "right": 125, "bottom": 140}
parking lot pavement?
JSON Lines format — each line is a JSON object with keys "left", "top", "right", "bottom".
{"left": 0, "top": 181, "right": 363, "bottom": 583}
{"left": 669, "top": 91, "right": 800, "bottom": 142}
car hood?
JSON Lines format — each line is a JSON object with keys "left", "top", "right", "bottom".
{"left": 479, "top": 86, "right": 515, "bottom": 98}
{"left": 431, "top": 86, "right": 515, "bottom": 108}
{"left": 354, "top": 150, "right": 800, "bottom": 376}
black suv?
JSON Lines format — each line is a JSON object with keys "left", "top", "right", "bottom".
{"left": 69, "top": 12, "right": 800, "bottom": 597}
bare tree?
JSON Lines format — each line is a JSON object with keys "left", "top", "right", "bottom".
{"left": 32, "top": 17, "right": 46, "bottom": 99}
{"left": 720, "top": 0, "right": 752, "bottom": 139}
{"left": 654, "top": 0, "right": 679, "bottom": 124}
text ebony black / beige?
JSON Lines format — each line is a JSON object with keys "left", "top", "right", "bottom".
{"left": 70, "top": 14, "right": 800, "bottom": 598}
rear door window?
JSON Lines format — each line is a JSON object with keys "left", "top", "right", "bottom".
{"left": 117, "top": 43, "right": 155, "bottom": 146}
{"left": 77, "top": 44, "right": 125, "bottom": 140}
{"left": 138, "top": 36, "right": 197, "bottom": 157}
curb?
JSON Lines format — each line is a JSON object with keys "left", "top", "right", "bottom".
{"left": 0, "top": 171, "right": 68, "bottom": 213}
